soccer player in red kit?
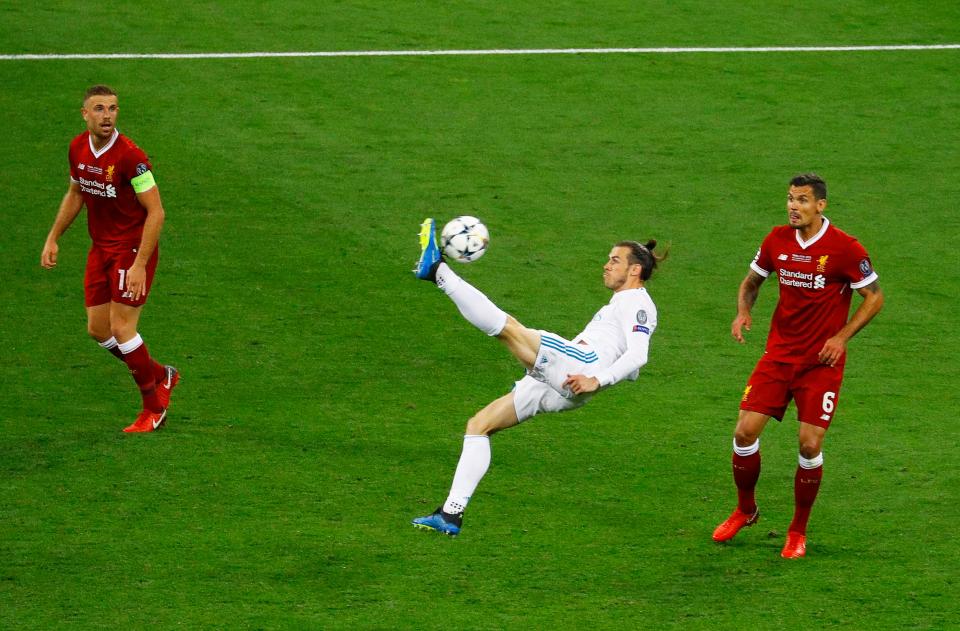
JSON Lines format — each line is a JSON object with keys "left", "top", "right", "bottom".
{"left": 712, "top": 173, "right": 884, "bottom": 558}
{"left": 41, "top": 85, "right": 179, "bottom": 433}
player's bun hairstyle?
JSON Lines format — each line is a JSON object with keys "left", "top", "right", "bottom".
{"left": 617, "top": 240, "right": 668, "bottom": 281}
{"left": 83, "top": 84, "right": 117, "bottom": 103}
{"left": 790, "top": 173, "right": 827, "bottom": 200}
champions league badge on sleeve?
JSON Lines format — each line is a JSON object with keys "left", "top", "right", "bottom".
{"left": 632, "top": 310, "right": 650, "bottom": 334}
{"left": 136, "top": 162, "right": 149, "bottom": 175}
{"left": 859, "top": 259, "right": 873, "bottom": 278}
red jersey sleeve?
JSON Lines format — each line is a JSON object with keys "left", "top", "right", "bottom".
{"left": 120, "top": 143, "right": 152, "bottom": 184}
{"left": 838, "top": 239, "right": 878, "bottom": 289}
{"left": 749, "top": 231, "right": 776, "bottom": 277}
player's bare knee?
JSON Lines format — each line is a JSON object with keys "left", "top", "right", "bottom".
{"left": 496, "top": 315, "right": 521, "bottom": 340}
{"left": 87, "top": 324, "right": 110, "bottom": 342}
{"left": 734, "top": 425, "right": 761, "bottom": 446}
{"left": 465, "top": 415, "right": 493, "bottom": 436}
{"left": 799, "top": 440, "right": 822, "bottom": 460}
{"left": 110, "top": 322, "right": 137, "bottom": 342}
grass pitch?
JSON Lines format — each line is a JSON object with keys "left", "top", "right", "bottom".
{"left": 1, "top": 2, "right": 959, "bottom": 629}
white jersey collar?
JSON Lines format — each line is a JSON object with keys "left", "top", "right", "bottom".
{"left": 795, "top": 216, "right": 830, "bottom": 250}
{"left": 611, "top": 287, "right": 646, "bottom": 302}
{"left": 89, "top": 128, "right": 119, "bottom": 159}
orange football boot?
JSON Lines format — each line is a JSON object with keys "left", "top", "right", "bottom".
{"left": 123, "top": 409, "right": 167, "bottom": 433}
{"left": 156, "top": 365, "right": 180, "bottom": 410}
{"left": 712, "top": 507, "right": 760, "bottom": 542}
{"left": 780, "top": 531, "right": 807, "bottom": 558}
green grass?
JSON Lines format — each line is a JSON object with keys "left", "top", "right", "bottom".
{"left": 1, "top": 2, "right": 959, "bottom": 628}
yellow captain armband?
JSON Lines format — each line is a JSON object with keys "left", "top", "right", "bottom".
{"left": 131, "top": 169, "right": 156, "bottom": 193}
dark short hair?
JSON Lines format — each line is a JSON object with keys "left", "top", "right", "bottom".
{"left": 615, "top": 240, "right": 666, "bottom": 281}
{"left": 83, "top": 84, "right": 117, "bottom": 104}
{"left": 790, "top": 173, "right": 827, "bottom": 200}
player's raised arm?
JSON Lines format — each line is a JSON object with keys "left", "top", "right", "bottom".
{"left": 732, "top": 270, "right": 766, "bottom": 343}
{"left": 41, "top": 181, "right": 85, "bottom": 269}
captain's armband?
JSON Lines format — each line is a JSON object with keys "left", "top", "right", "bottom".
{"left": 131, "top": 169, "right": 156, "bottom": 193}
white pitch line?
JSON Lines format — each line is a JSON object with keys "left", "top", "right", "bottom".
{"left": 1, "top": 44, "right": 959, "bottom": 61}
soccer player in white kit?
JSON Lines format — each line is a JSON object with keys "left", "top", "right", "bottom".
{"left": 411, "top": 218, "right": 665, "bottom": 535}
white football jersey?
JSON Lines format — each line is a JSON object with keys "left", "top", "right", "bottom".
{"left": 574, "top": 287, "right": 657, "bottom": 387}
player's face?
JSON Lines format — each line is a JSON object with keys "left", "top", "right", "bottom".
{"left": 787, "top": 185, "right": 827, "bottom": 231}
{"left": 82, "top": 95, "right": 119, "bottom": 141}
{"left": 603, "top": 246, "right": 641, "bottom": 291}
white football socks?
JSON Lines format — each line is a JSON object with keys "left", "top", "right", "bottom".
{"left": 443, "top": 435, "right": 491, "bottom": 515}
{"left": 435, "top": 263, "right": 508, "bottom": 336}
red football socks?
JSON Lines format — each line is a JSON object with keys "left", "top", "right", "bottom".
{"left": 732, "top": 450, "right": 761, "bottom": 514}
{"left": 789, "top": 464, "right": 823, "bottom": 534}
{"left": 119, "top": 335, "right": 163, "bottom": 413}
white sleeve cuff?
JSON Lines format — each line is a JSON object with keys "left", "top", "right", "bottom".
{"left": 750, "top": 261, "right": 770, "bottom": 278}
{"left": 850, "top": 272, "right": 878, "bottom": 289}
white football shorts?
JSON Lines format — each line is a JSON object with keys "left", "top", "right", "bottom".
{"left": 512, "top": 331, "right": 599, "bottom": 422}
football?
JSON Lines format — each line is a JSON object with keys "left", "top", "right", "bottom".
{"left": 440, "top": 216, "right": 489, "bottom": 263}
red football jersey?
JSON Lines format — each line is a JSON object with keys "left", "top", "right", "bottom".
{"left": 69, "top": 130, "right": 153, "bottom": 250}
{"left": 750, "top": 218, "right": 878, "bottom": 365}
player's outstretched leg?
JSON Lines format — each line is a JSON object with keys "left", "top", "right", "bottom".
{"left": 413, "top": 218, "right": 442, "bottom": 281}
{"left": 414, "top": 218, "right": 508, "bottom": 337}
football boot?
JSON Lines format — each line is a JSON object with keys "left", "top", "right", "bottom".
{"left": 712, "top": 506, "right": 760, "bottom": 542}
{"left": 780, "top": 531, "right": 807, "bottom": 558}
{"left": 413, "top": 218, "right": 442, "bottom": 281}
{"left": 412, "top": 507, "right": 462, "bottom": 536}
{"left": 156, "top": 365, "right": 180, "bottom": 410}
{"left": 123, "top": 409, "right": 167, "bottom": 433}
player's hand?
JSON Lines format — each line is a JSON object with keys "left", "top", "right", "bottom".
{"left": 818, "top": 336, "right": 847, "bottom": 367}
{"left": 563, "top": 374, "right": 600, "bottom": 395}
{"left": 731, "top": 312, "right": 752, "bottom": 343}
{"left": 41, "top": 241, "right": 59, "bottom": 269}
{"left": 126, "top": 263, "right": 147, "bottom": 301}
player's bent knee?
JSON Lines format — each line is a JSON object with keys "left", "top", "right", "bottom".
{"left": 734, "top": 424, "right": 763, "bottom": 446}
{"left": 799, "top": 441, "right": 822, "bottom": 460}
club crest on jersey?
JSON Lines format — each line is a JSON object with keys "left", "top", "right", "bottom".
{"left": 817, "top": 255, "right": 829, "bottom": 272}
{"left": 105, "top": 165, "right": 115, "bottom": 182}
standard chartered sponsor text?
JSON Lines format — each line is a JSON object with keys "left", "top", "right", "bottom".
{"left": 78, "top": 177, "right": 116, "bottom": 198}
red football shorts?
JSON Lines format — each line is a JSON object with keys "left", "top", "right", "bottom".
{"left": 84, "top": 245, "right": 159, "bottom": 307}
{"left": 739, "top": 357, "right": 845, "bottom": 428}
